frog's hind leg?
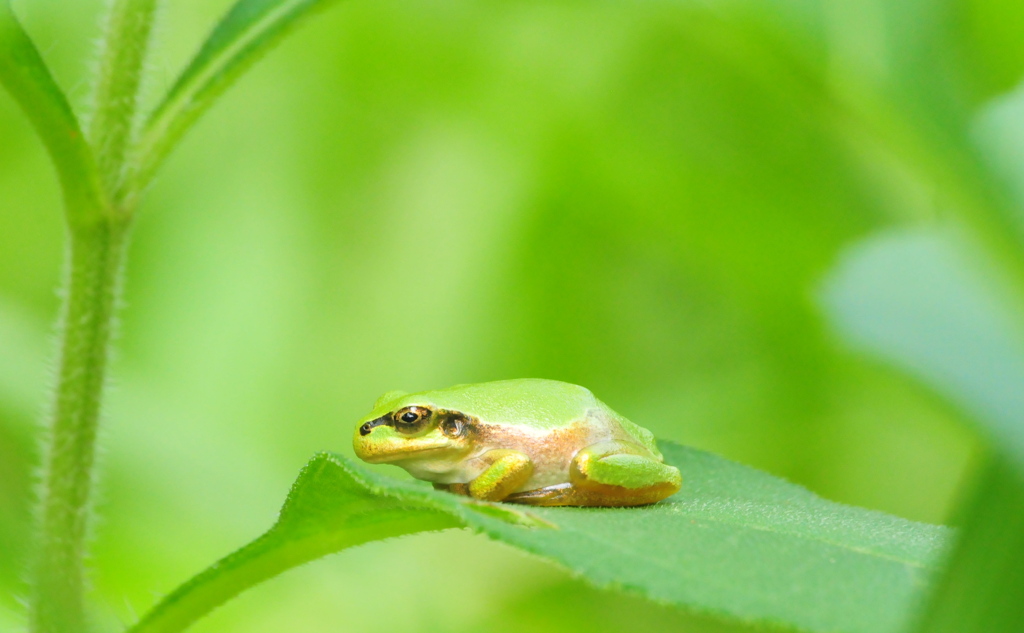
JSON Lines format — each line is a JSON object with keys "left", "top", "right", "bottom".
{"left": 508, "top": 441, "right": 681, "bottom": 507}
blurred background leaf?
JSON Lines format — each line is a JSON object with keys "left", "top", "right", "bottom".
{"left": 133, "top": 0, "right": 343, "bottom": 195}
{"left": 821, "top": 229, "right": 1024, "bottom": 631}
{"left": 4, "top": 0, "right": 1023, "bottom": 630}
{"left": 952, "top": 0, "right": 1024, "bottom": 103}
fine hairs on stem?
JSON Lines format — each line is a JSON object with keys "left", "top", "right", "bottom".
{"left": 0, "top": 0, "right": 343, "bottom": 630}
{"left": 27, "top": 0, "right": 157, "bottom": 629}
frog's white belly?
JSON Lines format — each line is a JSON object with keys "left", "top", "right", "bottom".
{"left": 402, "top": 458, "right": 480, "bottom": 484}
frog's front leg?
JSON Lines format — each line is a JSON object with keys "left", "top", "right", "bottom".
{"left": 437, "top": 449, "right": 534, "bottom": 502}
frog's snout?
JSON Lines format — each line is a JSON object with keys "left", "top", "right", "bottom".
{"left": 354, "top": 415, "right": 397, "bottom": 463}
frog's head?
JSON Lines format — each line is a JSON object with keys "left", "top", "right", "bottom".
{"left": 353, "top": 390, "right": 476, "bottom": 464}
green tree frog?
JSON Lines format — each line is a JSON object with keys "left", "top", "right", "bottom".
{"left": 352, "top": 379, "right": 681, "bottom": 506}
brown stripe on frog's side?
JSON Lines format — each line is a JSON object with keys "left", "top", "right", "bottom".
{"left": 470, "top": 417, "right": 600, "bottom": 490}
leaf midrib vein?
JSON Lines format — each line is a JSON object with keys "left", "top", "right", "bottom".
{"left": 549, "top": 505, "right": 938, "bottom": 571}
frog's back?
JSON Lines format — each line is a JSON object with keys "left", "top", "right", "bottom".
{"left": 597, "top": 402, "right": 663, "bottom": 459}
{"left": 416, "top": 379, "right": 662, "bottom": 458}
{"left": 413, "top": 379, "right": 597, "bottom": 430}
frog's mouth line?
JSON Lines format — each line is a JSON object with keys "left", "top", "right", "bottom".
{"left": 359, "top": 444, "right": 452, "bottom": 464}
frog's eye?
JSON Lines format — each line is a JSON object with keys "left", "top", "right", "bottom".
{"left": 393, "top": 406, "right": 431, "bottom": 433}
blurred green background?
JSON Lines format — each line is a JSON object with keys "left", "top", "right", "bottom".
{"left": 4, "top": 0, "right": 1020, "bottom": 630}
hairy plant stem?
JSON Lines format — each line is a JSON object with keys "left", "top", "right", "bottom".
{"left": 27, "top": 0, "right": 157, "bottom": 629}
{"left": 31, "top": 218, "right": 131, "bottom": 633}
{"left": 89, "top": 0, "right": 159, "bottom": 206}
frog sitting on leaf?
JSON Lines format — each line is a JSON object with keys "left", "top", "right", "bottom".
{"left": 353, "top": 379, "right": 681, "bottom": 506}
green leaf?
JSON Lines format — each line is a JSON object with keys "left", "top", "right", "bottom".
{"left": 914, "top": 456, "right": 1024, "bottom": 633}
{"left": 128, "top": 441, "right": 950, "bottom": 633}
{"left": 820, "top": 229, "right": 1024, "bottom": 632}
{"left": 0, "top": 0, "right": 107, "bottom": 227}
{"left": 128, "top": 0, "right": 341, "bottom": 198}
